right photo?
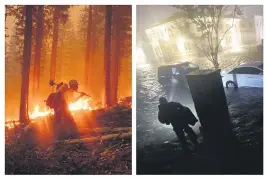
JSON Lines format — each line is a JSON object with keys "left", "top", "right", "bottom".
{"left": 136, "top": 5, "right": 263, "bottom": 175}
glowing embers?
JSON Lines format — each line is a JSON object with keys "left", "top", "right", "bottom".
{"left": 5, "top": 122, "right": 19, "bottom": 129}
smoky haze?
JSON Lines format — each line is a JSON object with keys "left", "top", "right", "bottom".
{"left": 137, "top": 5, "right": 263, "bottom": 35}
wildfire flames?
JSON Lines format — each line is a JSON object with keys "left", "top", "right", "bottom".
{"left": 29, "top": 105, "right": 54, "bottom": 119}
{"left": 6, "top": 97, "right": 97, "bottom": 128}
{"left": 68, "top": 98, "right": 95, "bottom": 111}
{"left": 6, "top": 96, "right": 131, "bottom": 129}
{"left": 30, "top": 98, "right": 96, "bottom": 119}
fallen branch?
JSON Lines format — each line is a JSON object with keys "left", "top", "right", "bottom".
{"left": 55, "top": 132, "right": 132, "bottom": 144}
{"left": 78, "top": 127, "right": 131, "bottom": 134}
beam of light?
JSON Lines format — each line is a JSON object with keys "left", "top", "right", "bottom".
{"left": 168, "top": 79, "right": 179, "bottom": 102}
{"left": 230, "top": 28, "right": 241, "bottom": 52}
{"left": 137, "top": 47, "right": 149, "bottom": 67}
{"left": 177, "top": 37, "right": 185, "bottom": 53}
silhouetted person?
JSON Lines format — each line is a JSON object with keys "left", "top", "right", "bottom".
{"left": 60, "top": 79, "right": 87, "bottom": 139}
{"left": 52, "top": 83, "right": 69, "bottom": 140}
{"left": 158, "top": 97, "right": 198, "bottom": 153}
{"left": 47, "top": 80, "right": 88, "bottom": 140}
{"left": 60, "top": 79, "right": 89, "bottom": 139}
{"left": 64, "top": 79, "right": 86, "bottom": 103}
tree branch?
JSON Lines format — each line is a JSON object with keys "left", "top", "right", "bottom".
{"left": 216, "top": 5, "right": 237, "bottom": 49}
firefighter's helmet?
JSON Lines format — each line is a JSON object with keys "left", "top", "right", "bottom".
{"left": 69, "top": 79, "right": 79, "bottom": 86}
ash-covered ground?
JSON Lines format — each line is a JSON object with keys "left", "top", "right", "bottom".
{"left": 5, "top": 105, "right": 132, "bottom": 175}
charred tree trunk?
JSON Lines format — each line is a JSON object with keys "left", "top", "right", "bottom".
{"left": 91, "top": 8, "right": 96, "bottom": 85}
{"left": 19, "top": 6, "right": 33, "bottom": 124}
{"left": 50, "top": 7, "right": 60, "bottom": 82}
{"left": 33, "top": 5, "right": 44, "bottom": 101}
{"left": 84, "top": 6, "right": 92, "bottom": 91}
{"left": 111, "top": 9, "right": 121, "bottom": 105}
{"left": 5, "top": 7, "right": 7, "bottom": 22}
{"left": 104, "top": 5, "right": 112, "bottom": 107}
{"left": 5, "top": 7, "right": 9, "bottom": 57}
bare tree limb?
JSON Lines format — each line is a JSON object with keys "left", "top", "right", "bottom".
{"left": 216, "top": 5, "right": 237, "bottom": 49}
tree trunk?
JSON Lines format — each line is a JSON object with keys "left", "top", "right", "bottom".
{"left": 104, "top": 5, "right": 112, "bottom": 107}
{"left": 111, "top": 9, "right": 121, "bottom": 105}
{"left": 5, "top": 8, "right": 7, "bottom": 22}
{"left": 213, "top": 58, "right": 219, "bottom": 69}
{"left": 5, "top": 7, "right": 8, "bottom": 56}
{"left": 214, "top": 25, "right": 220, "bottom": 69}
{"left": 50, "top": 7, "right": 60, "bottom": 82}
{"left": 19, "top": 6, "right": 33, "bottom": 124}
{"left": 91, "top": 7, "right": 96, "bottom": 83}
{"left": 84, "top": 6, "right": 92, "bottom": 91}
{"left": 33, "top": 5, "right": 44, "bottom": 102}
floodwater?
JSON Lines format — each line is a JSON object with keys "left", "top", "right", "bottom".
{"left": 137, "top": 64, "right": 263, "bottom": 149}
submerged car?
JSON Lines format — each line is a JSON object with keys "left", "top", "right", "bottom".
{"left": 221, "top": 61, "right": 263, "bottom": 88}
{"left": 157, "top": 62, "right": 199, "bottom": 87}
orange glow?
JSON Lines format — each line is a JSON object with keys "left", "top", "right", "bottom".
{"left": 69, "top": 98, "right": 95, "bottom": 111}
{"left": 29, "top": 97, "right": 97, "bottom": 118}
{"left": 5, "top": 97, "right": 99, "bottom": 128}
{"left": 29, "top": 105, "right": 54, "bottom": 119}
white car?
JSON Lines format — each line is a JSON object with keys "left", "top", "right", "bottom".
{"left": 221, "top": 61, "right": 263, "bottom": 88}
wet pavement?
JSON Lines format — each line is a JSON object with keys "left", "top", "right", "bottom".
{"left": 136, "top": 65, "right": 263, "bottom": 174}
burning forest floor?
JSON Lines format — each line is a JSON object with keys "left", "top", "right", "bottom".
{"left": 137, "top": 87, "right": 263, "bottom": 175}
{"left": 5, "top": 100, "right": 132, "bottom": 175}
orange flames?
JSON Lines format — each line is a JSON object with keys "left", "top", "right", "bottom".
{"left": 29, "top": 105, "right": 54, "bottom": 119}
{"left": 29, "top": 98, "right": 96, "bottom": 119}
{"left": 6, "top": 97, "right": 97, "bottom": 128}
{"left": 68, "top": 98, "right": 95, "bottom": 111}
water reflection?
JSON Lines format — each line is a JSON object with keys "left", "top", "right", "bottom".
{"left": 137, "top": 65, "right": 201, "bottom": 148}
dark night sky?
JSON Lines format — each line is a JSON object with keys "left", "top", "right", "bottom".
{"left": 137, "top": 5, "right": 263, "bottom": 34}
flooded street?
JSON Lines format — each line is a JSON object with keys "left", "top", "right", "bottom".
{"left": 137, "top": 65, "right": 263, "bottom": 174}
{"left": 137, "top": 65, "right": 201, "bottom": 148}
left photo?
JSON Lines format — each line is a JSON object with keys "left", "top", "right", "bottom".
{"left": 5, "top": 5, "right": 132, "bottom": 175}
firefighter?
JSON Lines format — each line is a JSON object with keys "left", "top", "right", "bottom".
{"left": 50, "top": 83, "right": 68, "bottom": 140}
{"left": 46, "top": 80, "right": 84, "bottom": 140}
{"left": 61, "top": 79, "right": 87, "bottom": 139}
{"left": 64, "top": 79, "right": 87, "bottom": 103}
